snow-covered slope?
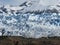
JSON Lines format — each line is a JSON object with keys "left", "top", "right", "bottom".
{"left": 0, "top": 0, "right": 60, "bottom": 14}
{"left": 19, "top": 0, "right": 60, "bottom": 13}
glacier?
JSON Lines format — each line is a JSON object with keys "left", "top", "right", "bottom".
{"left": 0, "top": 0, "right": 60, "bottom": 38}
{"left": 0, "top": 9, "right": 60, "bottom": 38}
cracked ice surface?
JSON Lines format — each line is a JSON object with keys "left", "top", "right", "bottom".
{"left": 0, "top": 13, "right": 60, "bottom": 38}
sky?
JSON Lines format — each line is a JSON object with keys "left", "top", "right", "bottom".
{"left": 0, "top": 0, "right": 27, "bottom": 5}
{"left": 0, "top": 0, "right": 40, "bottom": 6}
{"left": 0, "top": 0, "right": 60, "bottom": 6}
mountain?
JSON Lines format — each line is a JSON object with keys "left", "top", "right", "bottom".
{"left": 19, "top": 0, "right": 60, "bottom": 13}
{"left": 0, "top": 0, "right": 60, "bottom": 14}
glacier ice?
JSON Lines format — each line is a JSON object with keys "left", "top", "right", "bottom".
{"left": 0, "top": 10, "right": 60, "bottom": 38}
{"left": 0, "top": 2, "right": 60, "bottom": 38}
